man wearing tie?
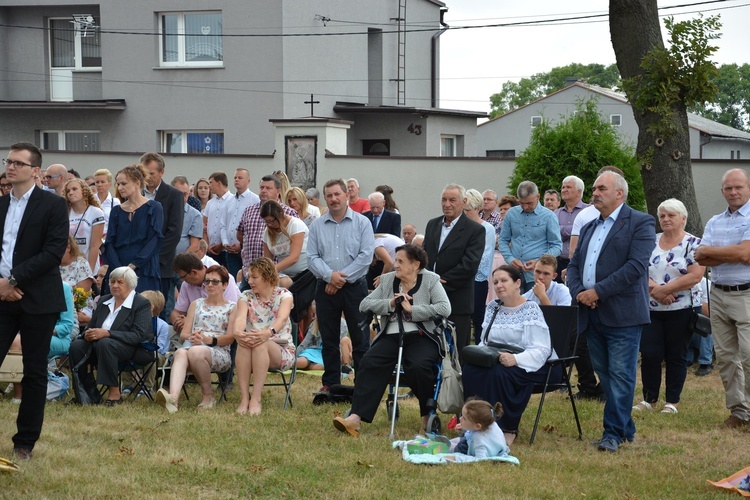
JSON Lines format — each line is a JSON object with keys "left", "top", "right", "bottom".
{"left": 364, "top": 192, "right": 400, "bottom": 237}
{"left": 567, "top": 171, "right": 655, "bottom": 453}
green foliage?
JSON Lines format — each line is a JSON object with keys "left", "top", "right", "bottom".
{"left": 690, "top": 63, "right": 750, "bottom": 131}
{"left": 489, "top": 63, "right": 621, "bottom": 118}
{"left": 509, "top": 98, "right": 645, "bottom": 210}
{"left": 622, "top": 15, "right": 721, "bottom": 137}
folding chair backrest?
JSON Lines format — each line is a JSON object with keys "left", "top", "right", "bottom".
{"left": 539, "top": 305, "right": 578, "bottom": 358}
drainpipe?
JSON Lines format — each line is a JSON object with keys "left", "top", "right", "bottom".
{"left": 699, "top": 132, "right": 712, "bottom": 160}
{"left": 431, "top": 8, "right": 449, "bottom": 108}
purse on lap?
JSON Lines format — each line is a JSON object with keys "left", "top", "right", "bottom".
{"left": 0, "top": 350, "right": 23, "bottom": 383}
{"left": 462, "top": 301, "right": 525, "bottom": 368}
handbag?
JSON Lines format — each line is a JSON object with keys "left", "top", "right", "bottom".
{"left": 462, "top": 302, "right": 525, "bottom": 368}
{"left": 0, "top": 350, "right": 23, "bottom": 383}
{"left": 436, "top": 323, "right": 464, "bottom": 414}
{"left": 686, "top": 248, "right": 711, "bottom": 338}
{"left": 288, "top": 270, "right": 317, "bottom": 323}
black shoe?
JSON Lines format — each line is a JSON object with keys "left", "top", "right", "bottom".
{"left": 573, "top": 391, "right": 606, "bottom": 403}
{"left": 103, "top": 398, "right": 123, "bottom": 407}
{"left": 12, "top": 447, "right": 32, "bottom": 461}
{"left": 696, "top": 364, "right": 714, "bottom": 376}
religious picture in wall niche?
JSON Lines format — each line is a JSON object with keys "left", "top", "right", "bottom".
{"left": 285, "top": 136, "right": 317, "bottom": 191}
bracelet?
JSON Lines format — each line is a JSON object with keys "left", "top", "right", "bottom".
{"left": 211, "top": 337, "right": 218, "bottom": 347}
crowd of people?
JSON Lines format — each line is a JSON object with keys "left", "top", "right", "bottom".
{"left": 1, "top": 140, "right": 749, "bottom": 462}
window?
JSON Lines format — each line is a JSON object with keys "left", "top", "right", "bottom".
{"left": 41, "top": 131, "right": 100, "bottom": 151}
{"left": 440, "top": 135, "right": 456, "bottom": 157}
{"left": 160, "top": 12, "right": 223, "bottom": 67}
{"left": 362, "top": 139, "right": 390, "bottom": 156}
{"left": 530, "top": 116, "right": 543, "bottom": 128}
{"left": 610, "top": 114, "right": 622, "bottom": 127}
{"left": 162, "top": 131, "right": 224, "bottom": 154}
{"left": 486, "top": 150, "right": 516, "bottom": 157}
{"left": 50, "top": 17, "right": 102, "bottom": 69}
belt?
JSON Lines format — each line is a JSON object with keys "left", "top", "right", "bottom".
{"left": 714, "top": 283, "right": 750, "bottom": 292}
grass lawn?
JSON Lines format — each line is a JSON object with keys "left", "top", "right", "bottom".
{"left": 0, "top": 366, "right": 747, "bottom": 498}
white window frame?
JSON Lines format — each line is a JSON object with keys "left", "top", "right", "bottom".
{"left": 610, "top": 114, "right": 622, "bottom": 127}
{"left": 161, "top": 130, "right": 224, "bottom": 154}
{"left": 41, "top": 130, "right": 100, "bottom": 151}
{"left": 530, "top": 116, "right": 543, "bottom": 128}
{"left": 440, "top": 135, "right": 457, "bottom": 157}
{"left": 158, "top": 11, "right": 223, "bottom": 68}
{"left": 49, "top": 16, "right": 102, "bottom": 71}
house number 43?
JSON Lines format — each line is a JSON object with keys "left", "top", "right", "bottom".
{"left": 407, "top": 123, "right": 422, "bottom": 135}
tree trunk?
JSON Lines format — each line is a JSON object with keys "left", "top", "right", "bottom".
{"left": 609, "top": 0, "right": 703, "bottom": 235}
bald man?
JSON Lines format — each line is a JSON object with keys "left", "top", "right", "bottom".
{"left": 44, "top": 164, "right": 68, "bottom": 195}
{"left": 402, "top": 224, "right": 417, "bottom": 244}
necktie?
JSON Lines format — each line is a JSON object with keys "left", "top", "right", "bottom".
{"left": 373, "top": 215, "right": 380, "bottom": 231}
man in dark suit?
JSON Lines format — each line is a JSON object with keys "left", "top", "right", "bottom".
{"left": 364, "top": 191, "right": 401, "bottom": 237}
{"left": 141, "top": 153, "right": 184, "bottom": 320}
{"left": 567, "top": 171, "right": 655, "bottom": 453}
{"left": 423, "top": 184, "right": 485, "bottom": 354}
{"left": 0, "top": 142, "right": 68, "bottom": 460}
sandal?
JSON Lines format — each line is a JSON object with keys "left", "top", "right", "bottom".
{"left": 632, "top": 401, "right": 655, "bottom": 412}
{"left": 661, "top": 403, "right": 678, "bottom": 414}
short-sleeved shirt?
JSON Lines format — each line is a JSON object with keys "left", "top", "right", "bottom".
{"left": 238, "top": 202, "right": 298, "bottom": 266}
{"left": 262, "top": 216, "right": 309, "bottom": 277}
{"left": 69, "top": 205, "right": 106, "bottom": 270}
{"left": 700, "top": 199, "right": 750, "bottom": 286}
{"left": 649, "top": 232, "right": 702, "bottom": 311}
{"left": 555, "top": 200, "right": 590, "bottom": 257}
{"left": 176, "top": 204, "right": 203, "bottom": 255}
{"left": 60, "top": 256, "right": 94, "bottom": 288}
{"left": 174, "top": 274, "right": 241, "bottom": 314}
{"left": 348, "top": 198, "right": 370, "bottom": 213}
{"left": 374, "top": 233, "right": 405, "bottom": 264}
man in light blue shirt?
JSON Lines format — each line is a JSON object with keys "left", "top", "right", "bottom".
{"left": 499, "top": 181, "right": 562, "bottom": 291}
{"left": 308, "top": 179, "right": 374, "bottom": 394}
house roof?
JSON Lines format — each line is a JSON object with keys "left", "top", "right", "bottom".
{"left": 334, "top": 102, "right": 487, "bottom": 119}
{"left": 479, "top": 81, "right": 750, "bottom": 142}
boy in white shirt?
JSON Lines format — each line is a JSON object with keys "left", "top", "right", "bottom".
{"left": 523, "top": 254, "right": 572, "bottom": 306}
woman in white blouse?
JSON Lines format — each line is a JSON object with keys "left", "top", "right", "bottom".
{"left": 462, "top": 265, "right": 557, "bottom": 446}
{"left": 65, "top": 178, "right": 106, "bottom": 273}
{"left": 260, "top": 200, "right": 308, "bottom": 289}
{"left": 93, "top": 168, "right": 120, "bottom": 236}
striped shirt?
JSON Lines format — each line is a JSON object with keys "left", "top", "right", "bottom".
{"left": 700, "top": 199, "right": 750, "bottom": 286}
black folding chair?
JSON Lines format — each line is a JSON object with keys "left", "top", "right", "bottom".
{"left": 118, "top": 317, "right": 159, "bottom": 402}
{"left": 529, "top": 305, "right": 583, "bottom": 444}
{"left": 251, "top": 323, "right": 298, "bottom": 410}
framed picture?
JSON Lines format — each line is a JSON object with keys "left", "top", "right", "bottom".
{"left": 285, "top": 136, "right": 317, "bottom": 191}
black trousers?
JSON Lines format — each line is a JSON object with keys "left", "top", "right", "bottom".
{"left": 0, "top": 303, "right": 57, "bottom": 451}
{"left": 451, "top": 314, "right": 472, "bottom": 360}
{"left": 556, "top": 256, "right": 570, "bottom": 283}
{"left": 472, "top": 280, "right": 489, "bottom": 345}
{"left": 70, "top": 337, "right": 137, "bottom": 388}
{"left": 316, "top": 278, "right": 370, "bottom": 388}
{"left": 351, "top": 332, "right": 441, "bottom": 422}
{"left": 574, "top": 329, "right": 602, "bottom": 395}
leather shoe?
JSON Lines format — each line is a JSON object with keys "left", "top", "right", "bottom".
{"left": 573, "top": 391, "right": 606, "bottom": 403}
{"left": 723, "top": 415, "right": 750, "bottom": 429}
{"left": 333, "top": 416, "right": 360, "bottom": 437}
{"left": 12, "top": 447, "right": 32, "bottom": 461}
{"left": 596, "top": 437, "right": 619, "bottom": 452}
{"left": 696, "top": 364, "right": 713, "bottom": 377}
{"left": 103, "top": 398, "right": 123, "bottom": 407}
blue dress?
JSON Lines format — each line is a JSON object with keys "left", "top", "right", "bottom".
{"left": 103, "top": 200, "right": 163, "bottom": 292}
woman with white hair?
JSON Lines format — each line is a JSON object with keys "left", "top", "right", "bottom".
{"left": 634, "top": 199, "right": 704, "bottom": 414}
{"left": 68, "top": 266, "right": 153, "bottom": 406}
{"left": 464, "top": 189, "right": 497, "bottom": 344}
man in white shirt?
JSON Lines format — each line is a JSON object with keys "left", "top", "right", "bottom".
{"left": 523, "top": 254, "right": 572, "bottom": 306}
{"left": 224, "top": 168, "right": 259, "bottom": 280}
{"left": 204, "top": 172, "right": 232, "bottom": 268}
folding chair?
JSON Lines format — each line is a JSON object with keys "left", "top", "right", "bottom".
{"left": 118, "top": 317, "right": 159, "bottom": 402}
{"left": 529, "top": 305, "right": 583, "bottom": 444}
{"left": 251, "top": 323, "right": 297, "bottom": 410}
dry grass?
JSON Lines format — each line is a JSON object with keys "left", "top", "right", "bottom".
{"left": 0, "top": 367, "right": 748, "bottom": 499}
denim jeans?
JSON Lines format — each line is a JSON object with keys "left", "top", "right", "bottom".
{"left": 585, "top": 308, "right": 642, "bottom": 443}
{"left": 686, "top": 333, "right": 714, "bottom": 365}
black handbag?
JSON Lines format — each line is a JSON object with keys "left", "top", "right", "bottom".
{"left": 288, "top": 270, "right": 317, "bottom": 323}
{"left": 686, "top": 249, "right": 711, "bottom": 338}
{"left": 462, "top": 301, "right": 525, "bottom": 368}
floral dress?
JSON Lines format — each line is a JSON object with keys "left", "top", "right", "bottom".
{"left": 60, "top": 256, "right": 95, "bottom": 314}
{"left": 241, "top": 287, "right": 295, "bottom": 370}
{"left": 648, "top": 233, "right": 702, "bottom": 311}
{"left": 189, "top": 298, "right": 236, "bottom": 372}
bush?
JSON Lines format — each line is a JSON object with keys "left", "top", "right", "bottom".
{"left": 508, "top": 97, "right": 646, "bottom": 211}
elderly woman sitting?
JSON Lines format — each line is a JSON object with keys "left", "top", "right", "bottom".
{"left": 333, "top": 244, "right": 451, "bottom": 437}
{"left": 68, "top": 266, "right": 153, "bottom": 406}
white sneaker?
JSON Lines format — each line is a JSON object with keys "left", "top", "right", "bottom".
{"left": 155, "top": 388, "right": 178, "bottom": 414}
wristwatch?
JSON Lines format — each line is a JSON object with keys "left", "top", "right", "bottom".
{"left": 270, "top": 327, "right": 277, "bottom": 335}
{"left": 211, "top": 337, "right": 218, "bottom": 347}
{"left": 8, "top": 275, "right": 17, "bottom": 287}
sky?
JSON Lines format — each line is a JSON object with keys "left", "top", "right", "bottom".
{"left": 438, "top": 0, "right": 750, "bottom": 114}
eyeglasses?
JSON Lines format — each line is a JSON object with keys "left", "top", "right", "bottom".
{"left": 2, "top": 159, "right": 37, "bottom": 169}
{"left": 177, "top": 271, "right": 190, "bottom": 280}
{"left": 44, "top": 174, "right": 62, "bottom": 180}
{"left": 203, "top": 279, "right": 222, "bottom": 286}
{"left": 0, "top": 183, "right": 10, "bottom": 189}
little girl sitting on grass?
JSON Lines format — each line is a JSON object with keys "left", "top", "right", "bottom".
{"left": 449, "top": 398, "right": 509, "bottom": 459}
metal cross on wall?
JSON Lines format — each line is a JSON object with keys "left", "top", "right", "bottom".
{"left": 304, "top": 94, "right": 320, "bottom": 116}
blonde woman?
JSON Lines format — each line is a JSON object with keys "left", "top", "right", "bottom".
{"left": 285, "top": 186, "right": 318, "bottom": 227}
{"left": 65, "top": 178, "right": 105, "bottom": 273}
{"left": 93, "top": 168, "right": 120, "bottom": 236}
{"left": 273, "top": 170, "right": 291, "bottom": 202}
